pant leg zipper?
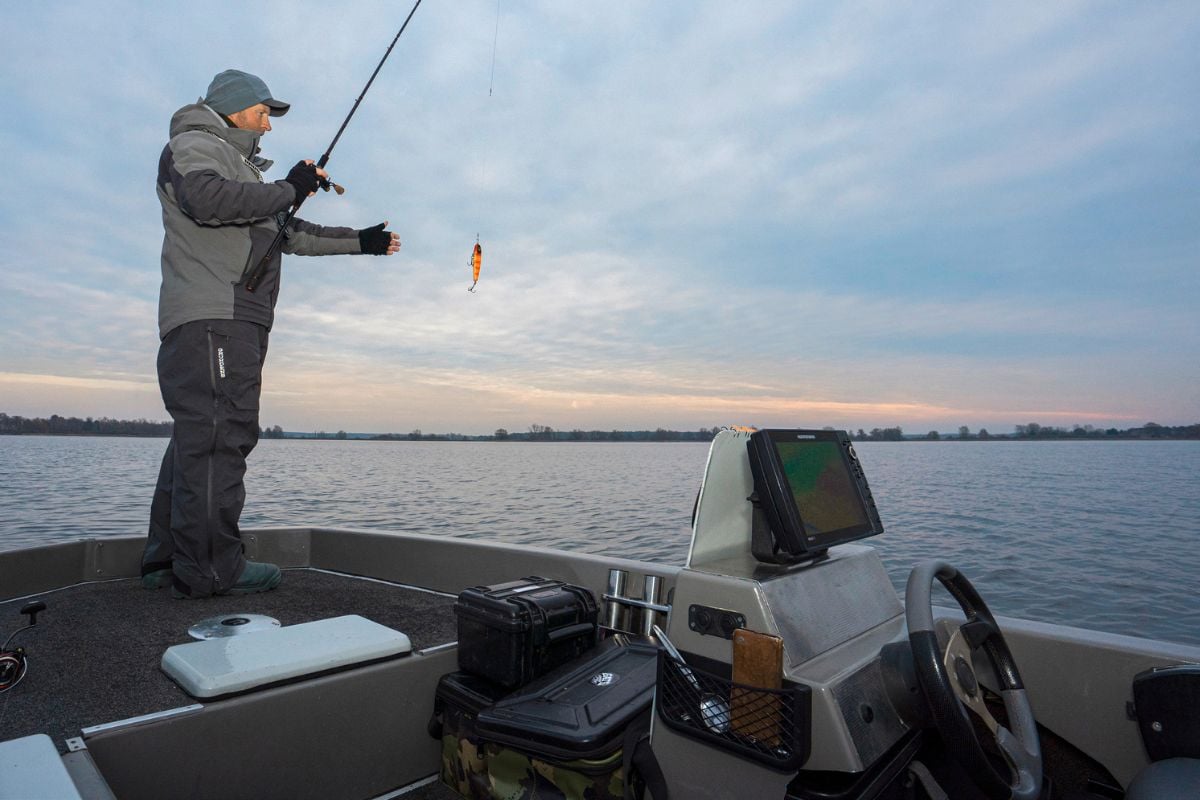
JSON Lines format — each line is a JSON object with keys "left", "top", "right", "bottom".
{"left": 205, "top": 326, "right": 220, "bottom": 588}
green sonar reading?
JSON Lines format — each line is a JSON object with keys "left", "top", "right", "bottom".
{"left": 775, "top": 441, "right": 869, "bottom": 536}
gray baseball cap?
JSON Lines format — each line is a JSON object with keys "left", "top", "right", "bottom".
{"left": 204, "top": 69, "right": 290, "bottom": 117}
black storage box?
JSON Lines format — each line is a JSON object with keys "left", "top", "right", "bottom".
{"left": 455, "top": 576, "right": 599, "bottom": 688}
{"left": 431, "top": 671, "right": 510, "bottom": 736}
{"left": 476, "top": 636, "right": 658, "bottom": 760}
{"left": 430, "top": 671, "right": 512, "bottom": 799}
{"left": 431, "top": 637, "right": 660, "bottom": 800}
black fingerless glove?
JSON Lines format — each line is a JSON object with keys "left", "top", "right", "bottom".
{"left": 358, "top": 222, "right": 391, "bottom": 255}
{"left": 284, "top": 161, "right": 320, "bottom": 204}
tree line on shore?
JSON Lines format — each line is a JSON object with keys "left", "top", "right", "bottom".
{"left": 3, "top": 413, "right": 1197, "bottom": 441}
{"left": 854, "top": 422, "right": 1200, "bottom": 441}
{"left": 0, "top": 413, "right": 173, "bottom": 437}
{"left": 260, "top": 424, "right": 724, "bottom": 442}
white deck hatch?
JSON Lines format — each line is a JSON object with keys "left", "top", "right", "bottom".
{"left": 0, "top": 733, "right": 83, "bottom": 800}
{"left": 161, "top": 614, "right": 411, "bottom": 698}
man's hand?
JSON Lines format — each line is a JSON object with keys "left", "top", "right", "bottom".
{"left": 358, "top": 221, "right": 401, "bottom": 256}
{"left": 284, "top": 160, "right": 328, "bottom": 203}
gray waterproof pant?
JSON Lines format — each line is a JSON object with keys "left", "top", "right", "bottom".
{"left": 142, "top": 319, "right": 269, "bottom": 596}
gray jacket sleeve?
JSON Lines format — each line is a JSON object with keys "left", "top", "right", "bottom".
{"left": 282, "top": 218, "right": 364, "bottom": 256}
{"left": 168, "top": 131, "right": 295, "bottom": 225}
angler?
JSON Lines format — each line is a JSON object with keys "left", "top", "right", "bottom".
{"left": 142, "top": 69, "right": 401, "bottom": 598}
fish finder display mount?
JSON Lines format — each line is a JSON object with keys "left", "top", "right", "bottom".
{"left": 746, "top": 429, "right": 883, "bottom": 564}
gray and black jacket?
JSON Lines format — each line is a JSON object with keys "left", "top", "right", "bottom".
{"left": 156, "top": 102, "right": 362, "bottom": 338}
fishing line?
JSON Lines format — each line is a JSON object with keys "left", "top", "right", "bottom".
{"left": 488, "top": 0, "right": 501, "bottom": 97}
{"left": 470, "top": 0, "right": 503, "bottom": 291}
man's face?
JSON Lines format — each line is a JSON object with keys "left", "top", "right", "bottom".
{"left": 227, "top": 103, "right": 273, "bottom": 134}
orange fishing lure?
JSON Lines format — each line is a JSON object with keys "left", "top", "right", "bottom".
{"left": 468, "top": 240, "right": 482, "bottom": 292}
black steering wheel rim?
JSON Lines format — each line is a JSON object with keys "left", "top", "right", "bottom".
{"left": 906, "top": 560, "right": 1043, "bottom": 800}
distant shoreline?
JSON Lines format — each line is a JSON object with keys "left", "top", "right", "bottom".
{"left": 2, "top": 414, "right": 1196, "bottom": 442}
{"left": 4, "top": 434, "right": 1200, "bottom": 442}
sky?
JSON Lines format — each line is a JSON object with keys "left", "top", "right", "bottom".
{"left": 1, "top": 1, "right": 1197, "bottom": 436}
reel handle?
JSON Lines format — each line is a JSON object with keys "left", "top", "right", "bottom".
{"left": 20, "top": 601, "right": 45, "bottom": 626}
{"left": 319, "top": 177, "right": 346, "bottom": 195}
{"left": 1, "top": 601, "right": 45, "bottom": 653}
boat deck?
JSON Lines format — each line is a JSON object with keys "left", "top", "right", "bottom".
{"left": 0, "top": 568, "right": 459, "bottom": 753}
{"left": 394, "top": 777, "right": 461, "bottom": 799}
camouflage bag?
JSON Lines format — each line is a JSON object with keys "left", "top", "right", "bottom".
{"left": 481, "top": 741, "right": 625, "bottom": 800}
{"left": 433, "top": 673, "right": 500, "bottom": 800}
{"left": 433, "top": 639, "right": 663, "bottom": 800}
{"left": 437, "top": 707, "right": 626, "bottom": 800}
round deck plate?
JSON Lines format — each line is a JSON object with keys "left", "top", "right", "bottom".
{"left": 188, "top": 614, "right": 281, "bottom": 640}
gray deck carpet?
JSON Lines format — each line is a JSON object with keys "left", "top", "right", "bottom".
{"left": 0, "top": 569, "right": 458, "bottom": 752}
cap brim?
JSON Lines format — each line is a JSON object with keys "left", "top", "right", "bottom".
{"left": 264, "top": 98, "right": 290, "bottom": 117}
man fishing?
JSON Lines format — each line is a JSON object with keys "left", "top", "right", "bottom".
{"left": 141, "top": 69, "right": 400, "bottom": 598}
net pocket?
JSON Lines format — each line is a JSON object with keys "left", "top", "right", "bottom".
{"left": 655, "top": 650, "right": 811, "bottom": 771}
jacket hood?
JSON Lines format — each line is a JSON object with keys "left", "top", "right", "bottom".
{"left": 168, "top": 101, "right": 273, "bottom": 170}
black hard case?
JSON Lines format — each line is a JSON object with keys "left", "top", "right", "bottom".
{"left": 475, "top": 637, "right": 659, "bottom": 760}
{"left": 434, "top": 670, "right": 510, "bottom": 723}
{"left": 454, "top": 576, "right": 599, "bottom": 688}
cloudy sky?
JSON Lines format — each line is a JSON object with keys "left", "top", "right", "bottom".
{"left": 1, "top": 1, "right": 1196, "bottom": 435}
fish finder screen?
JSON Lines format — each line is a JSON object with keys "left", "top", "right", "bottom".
{"left": 747, "top": 429, "right": 883, "bottom": 560}
{"left": 774, "top": 440, "right": 870, "bottom": 536}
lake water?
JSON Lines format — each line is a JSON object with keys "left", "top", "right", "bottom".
{"left": 1, "top": 436, "right": 1197, "bottom": 646}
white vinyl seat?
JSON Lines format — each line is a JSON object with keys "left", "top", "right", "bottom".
{"left": 162, "top": 614, "right": 411, "bottom": 698}
{"left": 1125, "top": 758, "right": 1200, "bottom": 800}
{"left": 0, "top": 734, "right": 83, "bottom": 800}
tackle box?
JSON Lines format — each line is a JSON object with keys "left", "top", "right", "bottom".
{"left": 432, "top": 637, "right": 659, "bottom": 800}
{"left": 475, "top": 636, "right": 658, "bottom": 759}
{"left": 454, "top": 576, "right": 599, "bottom": 688}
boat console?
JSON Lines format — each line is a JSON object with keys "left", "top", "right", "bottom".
{"left": 655, "top": 428, "right": 1060, "bottom": 799}
{"left": 653, "top": 429, "right": 916, "bottom": 796}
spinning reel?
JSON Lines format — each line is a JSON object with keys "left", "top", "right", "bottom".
{"left": 0, "top": 601, "right": 46, "bottom": 693}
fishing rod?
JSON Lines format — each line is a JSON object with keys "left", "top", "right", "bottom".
{"left": 245, "top": 0, "right": 424, "bottom": 293}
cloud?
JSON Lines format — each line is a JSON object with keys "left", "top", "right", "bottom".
{"left": 0, "top": 1, "right": 1197, "bottom": 433}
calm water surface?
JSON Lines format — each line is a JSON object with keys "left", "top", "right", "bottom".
{"left": 1, "top": 436, "right": 1197, "bottom": 645}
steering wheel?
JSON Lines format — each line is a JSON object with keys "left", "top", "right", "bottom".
{"left": 905, "top": 561, "right": 1043, "bottom": 800}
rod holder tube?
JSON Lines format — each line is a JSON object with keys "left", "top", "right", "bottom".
{"left": 640, "top": 575, "right": 663, "bottom": 637}
{"left": 604, "top": 569, "right": 629, "bottom": 632}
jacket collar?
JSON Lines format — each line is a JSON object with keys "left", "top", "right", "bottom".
{"left": 171, "top": 102, "right": 274, "bottom": 171}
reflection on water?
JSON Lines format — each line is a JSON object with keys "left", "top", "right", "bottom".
{"left": 1, "top": 436, "right": 1197, "bottom": 645}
